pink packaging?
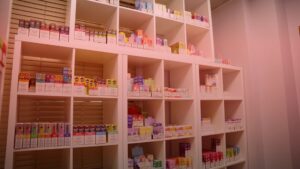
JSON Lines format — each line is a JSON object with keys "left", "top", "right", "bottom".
{"left": 57, "top": 123, "right": 65, "bottom": 146}
{"left": 14, "top": 123, "right": 24, "bottom": 149}
{"left": 22, "top": 123, "right": 31, "bottom": 149}
{"left": 84, "top": 126, "right": 96, "bottom": 145}
{"left": 44, "top": 123, "right": 52, "bottom": 147}
{"left": 51, "top": 123, "right": 58, "bottom": 147}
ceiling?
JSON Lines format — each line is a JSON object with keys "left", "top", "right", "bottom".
{"left": 211, "top": 0, "right": 231, "bottom": 10}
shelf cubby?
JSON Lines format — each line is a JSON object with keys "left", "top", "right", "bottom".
{"left": 166, "top": 138, "right": 196, "bottom": 167}
{"left": 75, "top": 0, "right": 118, "bottom": 35}
{"left": 199, "top": 65, "right": 222, "bottom": 99}
{"left": 119, "top": 6, "right": 155, "bottom": 43}
{"left": 127, "top": 55, "right": 163, "bottom": 98}
{"left": 224, "top": 100, "right": 244, "bottom": 132}
{"left": 164, "top": 60, "right": 194, "bottom": 98}
{"left": 155, "top": 16, "right": 185, "bottom": 54}
{"left": 185, "top": 0, "right": 210, "bottom": 24}
{"left": 222, "top": 68, "right": 243, "bottom": 98}
{"left": 73, "top": 145, "right": 118, "bottom": 169}
{"left": 202, "top": 134, "right": 225, "bottom": 167}
{"left": 200, "top": 100, "right": 224, "bottom": 135}
{"left": 165, "top": 100, "right": 194, "bottom": 137}
{"left": 155, "top": 0, "right": 184, "bottom": 21}
{"left": 128, "top": 141, "right": 165, "bottom": 166}
{"left": 14, "top": 149, "right": 70, "bottom": 169}
{"left": 17, "top": 96, "right": 71, "bottom": 123}
{"left": 74, "top": 49, "right": 119, "bottom": 97}
{"left": 225, "top": 131, "right": 245, "bottom": 164}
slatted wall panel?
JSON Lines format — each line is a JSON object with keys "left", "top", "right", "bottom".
{"left": 75, "top": 62, "right": 103, "bottom": 78}
{"left": 73, "top": 99, "right": 103, "bottom": 125}
{"left": 73, "top": 147, "right": 104, "bottom": 169}
{"left": 14, "top": 149, "right": 69, "bottom": 169}
{"left": 0, "top": 0, "right": 68, "bottom": 168}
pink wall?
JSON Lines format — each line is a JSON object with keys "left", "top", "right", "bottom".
{"left": 213, "top": 0, "right": 300, "bottom": 168}
{"left": 0, "top": 0, "right": 11, "bottom": 41}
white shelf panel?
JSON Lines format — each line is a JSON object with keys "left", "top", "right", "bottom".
{"left": 73, "top": 95, "right": 118, "bottom": 99}
{"left": 16, "top": 35, "right": 72, "bottom": 49}
{"left": 223, "top": 95, "right": 243, "bottom": 100}
{"left": 164, "top": 97, "right": 194, "bottom": 101}
{"left": 72, "top": 142, "right": 118, "bottom": 148}
{"left": 186, "top": 21, "right": 210, "bottom": 34}
{"left": 156, "top": 15, "right": 184, "bottom": 25}
{"left": 225, "top": 128, "right": 244, "bottom": 134}
{"left": 128, "top": 96, "right": 163, "bottom": 100}
{"left": 14, "top": 146, "right": 71, "bottom": 152}
{"left": 163, "top": 53, "right": 195, "bottom": 63}
{"left": 128, "top": 138, "right": 164, "bottom": 144}
{"left": 226, "top": 159, "right": 246, "bottom": 167}
{"left": 200, "top": 95, "right": 223, "bottom": 100}
{"left": 119, "top": 6, "right": 153, "bottom": 29}
{"left": 201, "top": 130, "right": 225, "bottom": 137}
{"left": 18, "top": 92, "right": 71, "bottom": 98}
{"left": 165, "top": 135, "right": 194, "bottom": 141}
{"left": 71, "top": 40, "right": 119, "bottom": 54}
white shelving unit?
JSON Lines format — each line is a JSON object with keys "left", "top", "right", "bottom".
{"left": 5, "top": 0, "right": 247, "bottom": 169}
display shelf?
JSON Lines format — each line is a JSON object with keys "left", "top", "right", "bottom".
{"left": 74, "top": 145, "right": 118, "bottom": 169}
{"left": 164, "top": 60, "right": 194, "bottom": 98}
{"left": 73, "top": 95, "right": 118, "bottom": 99}
{"left": 165, "top": 135, "right": 194, "bottom": 141}
{"left": 225, "top": 131, "right": 246, "bottom": 165}
{"left": 128, "top": 141, "right": 165, "bottom": 167}
{"left": 72, "top": 142, "right": 119, "bottom": 148}
{"left": 128, "top": 138, "right": 164, "bottom": 144}
{"left": 201, "top": 130, "right": 224, "bottom": 137}
{"left": 224, "top": 100, "right": 244, "bottom": 132}
{"left": 222, "top": 68, "right": 243, "bottom": 98}
{"left": 128, "top": 96, "right": 163, "bottom": 100}
{"left": 200, "top": 100, "right": 224, "bottom": 134}
{"left": 14, "top": 146, "right": 70, "bottom": 153}
{"left": 14, "top": 149, "right": 70, "bottom": 169}
{"left": 165, "top": 100, "right": 194, "bottom": 127}
{"left": 226, "top": 159, "right": 246, "bottom": 168}
{"left": 155, "top": 16, "right": 185, "bottom": 54}
{"left": 17, "top": 92, "right": 72, "bottom": 98}
{"left": 199, "top": 65, "right": 222, "bottom": 99}
{"left": 75, "top": 0, "right": 118, "bottom": 40}
{"left": 166, "top": 137, "right": 196, "bottom": 168}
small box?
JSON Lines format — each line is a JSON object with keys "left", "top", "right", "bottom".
{"left": 22, "top": 123, "right": 31, "bottom": 149}
{"left": 30, "top": 123, "right": 38, "bottom": 148}
{"left": 51, "top": 123, "right": 58, "bottom": 147}
{"left": 29, "top": 28, "right": 39, "bottom": 38}
{"left": 64, "top": 123, "right": 71, "bottom": 146}
{"left": 54, "top": 83, "right": 63, "bottom": 94}
{"left": 84, "top": 126, "right": 96, "bottom": 145}
{"left": 40, "top": 22, "right": 49, "bottom": 39}
{"left": 62, "top": 83, "right": 72, "bottom": 95}
{"left": 49, "top": 24, "right": 59, "bottom": 41}
{"left": 95, "top": 125, "right": 106, "bottom": 144}
{"left": 57, "top": 123, "right": 65, "bottom": 146}
{"left": 14, "top": 123, "right": 24, "bottom": 149}
{"left": 44, "top": 123, "right": 52, "bottom": 147}
{"left": 38, "top": 123, "right": 45, "bottom": 148}
{"left": 73, "top": 125, "right": 84, "bottom": 145}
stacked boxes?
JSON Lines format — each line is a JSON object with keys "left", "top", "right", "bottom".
{"left": 73, "top": 76, "right": 117, "bottom": 96}
{"left": 119, "top": 29, "right": 153, "bottom": 49}
{"left": 14, "top": 123, "right": 71, "bottom": 149}
{"left": 18, "top": 67, "right": 72, "bottom": 95}
{"left": 18, "top": 19, "right": 69, "bottom": 41}
{"left": 128, "top": 74, "right": 162, "bottom": 97}
{"left": 164, "top": 87, "right": 189, "bottom": 98}
{"left": 184, "top": 11, "right": 209, "bottom": 28}
{"left": 129, "top": 145, "right": 163, "bottom": 169}
{"left": 187, "top": 43, "right": 204, "bottom": 57}
{"left": 225, "top": 118, "right": 243, "bottom": 131}
{"left": 156, "top": 37, "right": 171, "bottom": 53}
{"left": 165, "top": 125, "right": 193, "bottom": 138}
{"left": 135, "top": 0, "right": 153, "bottom": 13}
{"left": 200, "top": 73, "right": 218, "bottom": 96}
{"left": 201, "top": 118, "right": 214, "bottom": 133}
{"left": 74, "top": 24, "right": 117, "bottom": 45}
{"left": 202, "top": 138, "right": 224, "bottom": 169}
{"left": 155, "top": 3, "right": 183, "bottom": 21}
{"left": 166, "top": 142, "right": 192, "bottom": 169}
{"left": 72, "top": 124, "right": 118, "bottom": 146}
{"left": 226, "top": 146, "right": 241, "bottom": 162}
{"left": 170, "top": 42, "right": 186, "bottom": 55}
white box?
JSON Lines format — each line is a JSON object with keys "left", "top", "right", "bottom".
{"left": 75, "top": 30, "right": 83, "bottom": 40}
{"left": 72, "top": 135, "right": 84, "bottom": 145}
{"left": 96, "top": 132, "right": 106, "bottom": 144}
{"left": 18, "top": 28, "right": 28, "bottom": 36}
{"left": 29, "top": 28, "right": 39, "bottom": 38}
{"left": 84, "top": 134, "right": 96, "bottom": 145}
{"left": 36, "top": 82, "right": 45, "bottom": 93}
{"left": 50, "top": 31, "right": 59, "bottom": 41}
{"left": 107, "top": 132, "right": 118, "bottom": 143}
{"left": 60, "top": 34, "right": 69, "bottom": 42}
{"left": 74, "top": 85, "right": 86, "bottom": 95}
{"left": 18, "top": 81, "right": 29, "bottom": 92}
{"left": 40, "top": 30, "right": 50, "bottom": 39}
{"left": 54, "top": 83, "right": 63, "bottom": 94}
{"left": 63, "top": 84, "right": 72, "bottom": 95}
{"left": 51, "top": 137, "right": 58, "bottom": 147}
{"left": 45, "top": 83, "right": 55, "bottom": 93}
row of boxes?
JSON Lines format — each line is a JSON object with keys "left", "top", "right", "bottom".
{"left": 15, "top": 122, "right": 71, "bottom": 149}
{"left": 164, "top": 87, "right": 190, "bottom": 98}
{"left": 119, "top": 29, "right": 153, "bottom": 50}
{"left": 73, "top": 76, "right": 117, "bottom": 96}
{"left": 72, "top": 124, "right": 118, "bottom": 145}
{"left": 155, "top": 3, "right": 183, "bottom": 21}
{"left": 18, "top": 19, "right": 69, "bottom": 41}
{"left": 74, "top": 24, "right": 117, "bottom": 44}
{"left": 225, "top": 118, "right": 243, "bottom": 131}
{"left": 18, "top": 69, "right": 72, "bottom": 95}
{"left": 135, "top": 0, "right": 153, "bottom": 13}
{"left": 185, "top": 11, "right": 210, "bottom": 28}
{"left": 165, "top": 125, "right": 193, "bottom": 138}
{"left": 166, "top": 157, "right": 193, "bottom": 169}
{"left": 226, "top": 146, "right": 241, "bottom": 162}
{"left": 202, "top": 151, "right": 224, "bottom": 169}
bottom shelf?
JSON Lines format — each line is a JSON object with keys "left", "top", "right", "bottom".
{"left": 14, "top": 149, "right": 70, "bottom": 169}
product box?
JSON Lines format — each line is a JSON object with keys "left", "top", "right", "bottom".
{"left": 54, "top": 75, "right": 63, "bottom": 94}
{"left": 30, "top": 123, "right": 38, "bottom": 148}
{"left": 50, "top": 26, "right": 59, "bottom": 41}
{"left": 45, "top": 74, "right": 55, "bottom": 93}
{"left": 44, "top": 123, "right": 52, "bottom": 147}
{"left": 38, "top": 123, "right": 45, "bottom": 148}
{"left": 84, "top": 126, "right": 96, "bottom": 145}
{"left": 18, "top": 20, "right": 29, "bottom": 36}
{"left": 64, "top": 123, "right": 71, "bottom": 146}
{"left": 62, "top": 83, "right": 72, "bottom": 95}
{"left": 59, "top": 26, "right": 69, "bottom": 42}
{"left": 57, "top": 123, "right": 65, "bottom": 146}
{"left": 74, "top": 76, "right": 86, "bottom": 95}
{"left": 36, "top": 73, "right": 45, "bottom": 93}
{"left": 18, "top": 72, "right": 30, "bottom": 92}
{"left": 29, "top": 20, "right": 40, "bottom": 38}
{"left": 51, "top": 123, "right": 58, "bottom": 147}
{"left": 40, "top": 22, "right": 49, "bottom": 39}
{"left": 28, "top": 74, "right": 36, "bottom": 92}
{"left": 14, "top": 123, "right": 24, "bottom": 149}
{"left": 73, "top": 125, "right": 84, "bottom": 145}
{"left": 22, "top": 123, "right": 31, "bottom": 149}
